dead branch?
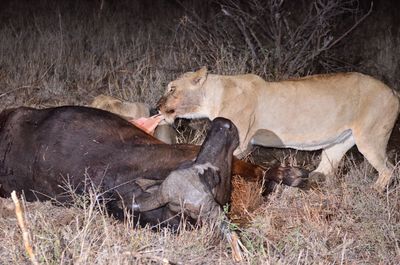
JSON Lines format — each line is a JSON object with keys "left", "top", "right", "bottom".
{"left": 221, "top": 7, "right": 258, "bottom": 62}
{"left": 229, "top": 231, "right": 246, "bottom": 262}
{"left": 11, "top": 191, "right": 39, "bottom": 265}
{"left": 325, "top": 1, "right": 373, "bottom": 50}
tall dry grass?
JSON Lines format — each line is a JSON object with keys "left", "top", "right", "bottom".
{"left": 1, "top": 158, "right": 399, "bottom": 264}
{"left": 0, "top": 0, "right": 365, "bottom": 109}
{"left": 0, "top": 0, "right": 399, "bottom": 264}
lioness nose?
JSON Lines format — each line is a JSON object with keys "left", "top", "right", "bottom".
{"left": 150, "top": 107, "right": 159, "bottom": 116}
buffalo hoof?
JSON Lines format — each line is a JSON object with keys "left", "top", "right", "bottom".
{"left": 263, "top": 165, "right": 310, "bottom": 194}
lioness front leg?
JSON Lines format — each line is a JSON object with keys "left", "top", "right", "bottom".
{"left": 232, "top": 115, "right": 257, "bottom": 157}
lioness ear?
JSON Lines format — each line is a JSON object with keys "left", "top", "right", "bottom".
{"left": 191, "top": 66, "right": 208, "bottom": 86}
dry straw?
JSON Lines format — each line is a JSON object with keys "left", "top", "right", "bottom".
{"left": 11, "top": 191, "right": 39, "bottom": 265}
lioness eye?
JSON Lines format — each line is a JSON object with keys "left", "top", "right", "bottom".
{"left": 169, "top": 85, "right": 176, "bottom": 93}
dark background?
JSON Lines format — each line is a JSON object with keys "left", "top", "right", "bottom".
{"left": 0, "top": 0, "right": 399, "bottom": 104}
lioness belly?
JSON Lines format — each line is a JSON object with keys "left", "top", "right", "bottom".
{"left": 250, "top": 129, "right": 353, "bottom": 151}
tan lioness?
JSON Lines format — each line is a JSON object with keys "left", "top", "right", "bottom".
{"left": 157, "top": 67, "right": 400, "bottom": 191}
{"left": 90, "top": 94, "right": 150, "bottom": 120}
{"left": 90, "top": 94, "right": 176, "bottom": 144}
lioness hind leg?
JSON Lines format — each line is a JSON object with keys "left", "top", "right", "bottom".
{"left": 353, "top": 134, "right": 394, "bottom": 191}
{"left": 313, "top": 136, "right": 355, "bottom": 178}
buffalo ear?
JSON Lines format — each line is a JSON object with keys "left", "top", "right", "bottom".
{"left": 191, "top": 66, "right": 208, "bottom": 86}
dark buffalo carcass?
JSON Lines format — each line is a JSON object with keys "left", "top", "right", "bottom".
{"left": 0, "top": 106, "right": 307, "bottom": 228}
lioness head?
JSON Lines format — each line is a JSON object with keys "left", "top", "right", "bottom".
{"left": 90, "top": 94, "right": 150, "bottom": 120}
{"left": 157, "top": 67, "right": 208, "bottom": 124}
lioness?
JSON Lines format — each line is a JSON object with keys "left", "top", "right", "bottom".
{"left": 157, "top": 67, "right": 400, "bottom": 191}
{"left": 90, "top": 94, "right": 176, "bottom": 143}
{"left": 90, "top": 94, "right": 150, "bottom": 119}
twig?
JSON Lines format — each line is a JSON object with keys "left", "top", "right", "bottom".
{"left": 11, "top": 191, "right": 39, "bottom": 265}
{"left": 224, "top": 228, "right": 249, "bottom": 262}
{"left": 325, "top": 1, "right": 373, "bottom": 50}
{"left": 0, "top": 85, "right": 39, "bottom": 99}
{"left": 221, "top": 7, "right": 258, "bottom": 61}
{"left": 230, "top": 231, "right": 244, "bottom": 262}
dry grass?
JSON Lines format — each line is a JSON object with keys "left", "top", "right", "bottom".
{"left": 1, "top": 1, "right": 399, "bottom": 264}
{"left": 0, "top": 0, "right": 364, "bottom": 109}
{"left": 0, "top": 196, "right": 225, "bottom": 264}
{"left": 1, "top": 159, "right": 399, "bottom": 264}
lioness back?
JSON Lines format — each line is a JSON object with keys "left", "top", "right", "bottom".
{"left": 255, "top": 72, "right": 397, "bottom": 144}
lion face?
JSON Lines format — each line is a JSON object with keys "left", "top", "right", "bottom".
{"left": 157, "top": 67, "right": 208, "bottom": 124}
